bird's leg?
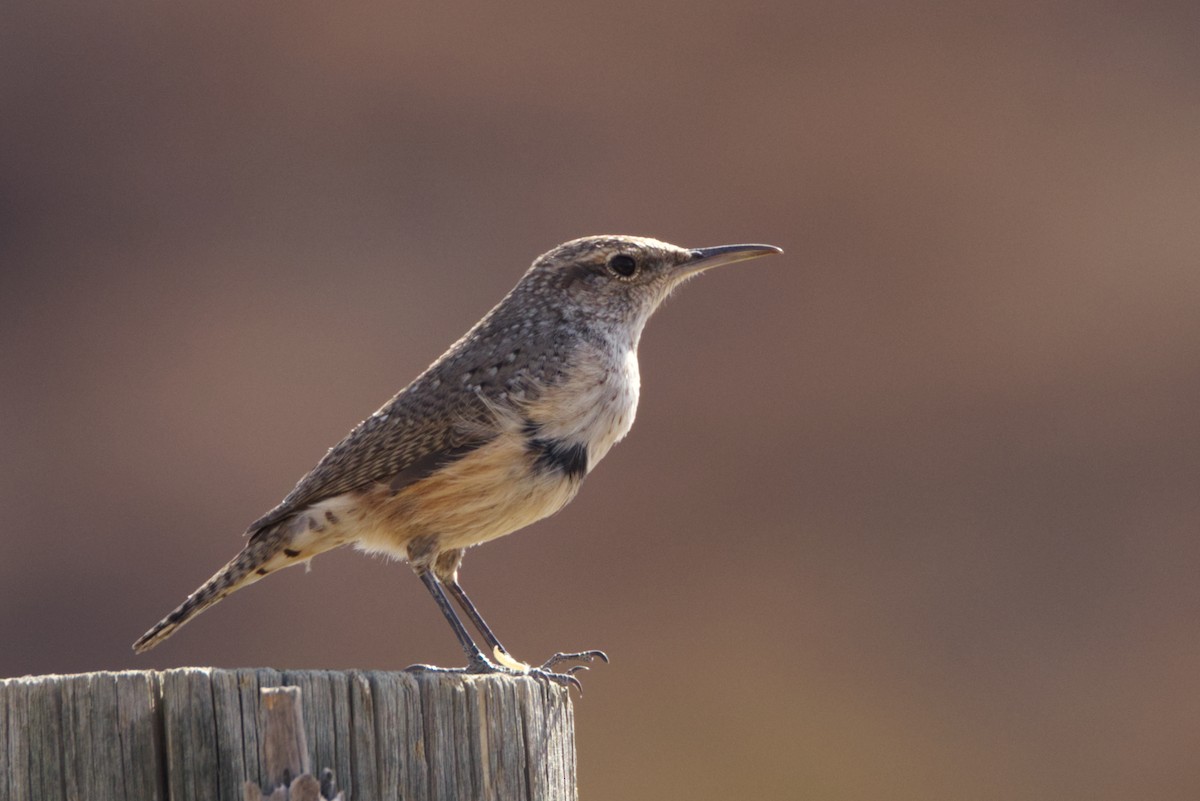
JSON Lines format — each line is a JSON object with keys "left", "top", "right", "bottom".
{"left": 415, "top": 570, "right": 497, "bottom": 673}
{"left": 427, "top": 547, "right": 603, "bottom": 691}
{"left": 444, "top": 577, "right": 609, "bottom": 687}
{"left": 443, "top": 578, "right": 529, "bottom": 671}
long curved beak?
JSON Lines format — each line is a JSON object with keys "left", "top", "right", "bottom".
{"left": 677, "top": 243, "right": 784, "bottom": 280}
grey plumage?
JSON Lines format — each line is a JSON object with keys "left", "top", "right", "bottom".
{"left": 134, "top": 235, "right": 781, "bottom": 679}
{"left": 250, "top": 236, "right": 662, "bottom": 530}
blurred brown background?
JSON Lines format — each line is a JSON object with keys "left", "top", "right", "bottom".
{"left": 3, "top": 1, "right": 1200, "bottom": 798}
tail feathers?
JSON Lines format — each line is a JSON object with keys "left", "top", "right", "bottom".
{"left": 132, "top": 531, "right": 288, "bottom": 654}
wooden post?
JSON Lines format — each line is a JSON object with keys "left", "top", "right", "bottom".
{"left": 0, "top": 668, "right": 577, "bottom": 801}
{"left": 245, "top": 685, "right": 345, "bottom": 801}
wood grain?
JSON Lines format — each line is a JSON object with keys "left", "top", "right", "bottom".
{"left": 0, "top": 669, "right": 576, "bottom": 801}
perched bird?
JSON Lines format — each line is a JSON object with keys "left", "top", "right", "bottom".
{"left": 134, "top": 235, "right": 781, "bottom": 687}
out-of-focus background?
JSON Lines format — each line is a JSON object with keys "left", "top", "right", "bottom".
{"left": 3, "top": 1, "right": 1199, "bottom": 798}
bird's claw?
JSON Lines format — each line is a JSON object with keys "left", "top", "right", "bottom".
{"left": 540, "top": 650, "right": 609, "bottom": 670}
{"left": 529, "top": 650, "right": 608, "bottom": 696}
{"left": 528, "top": 667, "right": 585, "bottom": 695}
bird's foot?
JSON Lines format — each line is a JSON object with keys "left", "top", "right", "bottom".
{"left": 530, "top": 650, "right": 609, "bottom": 696}
{"left": 540, "top": 649, "right": 609, "bottom": 671}
{"left": 408, "top": 652, "right": 525, "bottom": 676}
{"left": 526, "top": 666, "right": 587, "bottom": 695}
{"left": 407, "top": 649, "right": 608, "bottom": 695}
{"left": 405, "top": 653, "right": 513, "bottom": 676}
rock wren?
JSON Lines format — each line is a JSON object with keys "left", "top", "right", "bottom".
{"left": 134, "top": 235, "right": 781, "bottom": 687}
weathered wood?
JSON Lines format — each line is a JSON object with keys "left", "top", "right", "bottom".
{"left": 0, "top": 669, "right": 577, "bottom": 801}
{"left": 259, "top": 687, "right": 310, "bottom": 782}
{"left": 245, "top": 686, "right": 343, "bottom": 801}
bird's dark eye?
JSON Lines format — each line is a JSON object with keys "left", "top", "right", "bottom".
{"left": 608, "top": 253, "right": 638, "bottom": 277}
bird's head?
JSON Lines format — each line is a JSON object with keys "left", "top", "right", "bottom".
{"left": 516, "top": 235, "right": 783, "bottom": 336}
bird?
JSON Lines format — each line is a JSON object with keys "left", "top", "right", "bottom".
{"left": 133, "top": 235, "right": 782, "bottom": 687}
